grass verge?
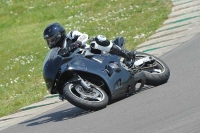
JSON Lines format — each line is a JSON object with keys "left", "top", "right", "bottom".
{"left": 0, "top": 0, "right": 172, "bottom": 117}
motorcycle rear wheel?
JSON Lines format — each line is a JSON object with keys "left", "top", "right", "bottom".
{"left": 135, "top": 52, "right": 170, "bottom": 86}
{"left": 63, "top": 82, "right": 109, "bottom": 111}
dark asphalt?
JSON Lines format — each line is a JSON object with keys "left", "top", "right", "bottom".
{"left": 2, "top": 33, "right": 200, "bottom": 133}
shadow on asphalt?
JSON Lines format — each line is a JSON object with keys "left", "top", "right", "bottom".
{"left": 19, "top": 85, "right": 154, "bottom": 127}
{"left": 19, "top": 107, "right": 94, "bottom": 127}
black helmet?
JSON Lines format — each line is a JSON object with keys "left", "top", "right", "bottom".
{"left": 43, "top": 22, "right": 66, "bottom": 48}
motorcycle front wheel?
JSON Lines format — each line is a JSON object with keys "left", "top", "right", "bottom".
{"left": 135, "top": 52, "right": 170, "bottom": 86}
{"left": 63, "top": 82, "right": 109, "bottom": 111}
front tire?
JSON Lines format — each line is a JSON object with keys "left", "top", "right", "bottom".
{"left": 63, "top": 82, "right": 109, "bottom": 111}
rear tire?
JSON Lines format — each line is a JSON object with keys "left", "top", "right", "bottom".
{"left": 136, "top": 52, "right": 170, "bottom": 86}
{"left": 63, "top": 82, "right": 109, "bottom": 110}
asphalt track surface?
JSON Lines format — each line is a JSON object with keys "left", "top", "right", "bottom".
{"left": 2, "top": 32, "right": 200, "bottom": 133}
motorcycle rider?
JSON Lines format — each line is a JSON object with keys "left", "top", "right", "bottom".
{"left": 43, "top": 22, "right": 136, "bottom": 66}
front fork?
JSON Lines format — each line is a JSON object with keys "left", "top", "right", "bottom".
{"left": 66, "top": 73, "right": 92, "bottom": 91}
{"left": 59, "top": 73, "right": 91, "bottom": 100}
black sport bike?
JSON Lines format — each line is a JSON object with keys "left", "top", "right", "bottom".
{"left": 43, "top": 37, "right": 170, "bottom": 110}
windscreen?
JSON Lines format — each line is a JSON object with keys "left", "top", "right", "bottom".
{"left": 43, "top": 47, "right": 63, "bottom": 93}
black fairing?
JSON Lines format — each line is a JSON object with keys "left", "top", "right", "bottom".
{"left": 43, "top": 47, "right": 63, "bottom": 94}
{"left": 43, "top": 47, "right": 146, "bottom": 100}
{"left": 63, "top": 54, "right": 134, "bottom": 99}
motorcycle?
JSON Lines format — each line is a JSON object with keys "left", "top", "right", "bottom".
{"left": 43, "top": 36, "right": 170, "bottom": 110}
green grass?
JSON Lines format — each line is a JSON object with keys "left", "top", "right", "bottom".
{"left": 0, "top": 0, "right": 172, "bottom": 117}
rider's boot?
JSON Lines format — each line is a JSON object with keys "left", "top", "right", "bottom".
{"left": 110, "top": 44, "right": 136, "bottom": 67}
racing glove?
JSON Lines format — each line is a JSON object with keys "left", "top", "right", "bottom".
{"left": 69, "top": 41, "right": 82, "bottom": 52}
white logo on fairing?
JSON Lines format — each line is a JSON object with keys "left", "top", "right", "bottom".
{"left": 97, "top": 35, "right": 106, "bottom": 42}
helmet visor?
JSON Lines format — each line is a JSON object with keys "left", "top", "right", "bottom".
{"left": 46, "top": 32, "right": 61, "bottom": 48}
